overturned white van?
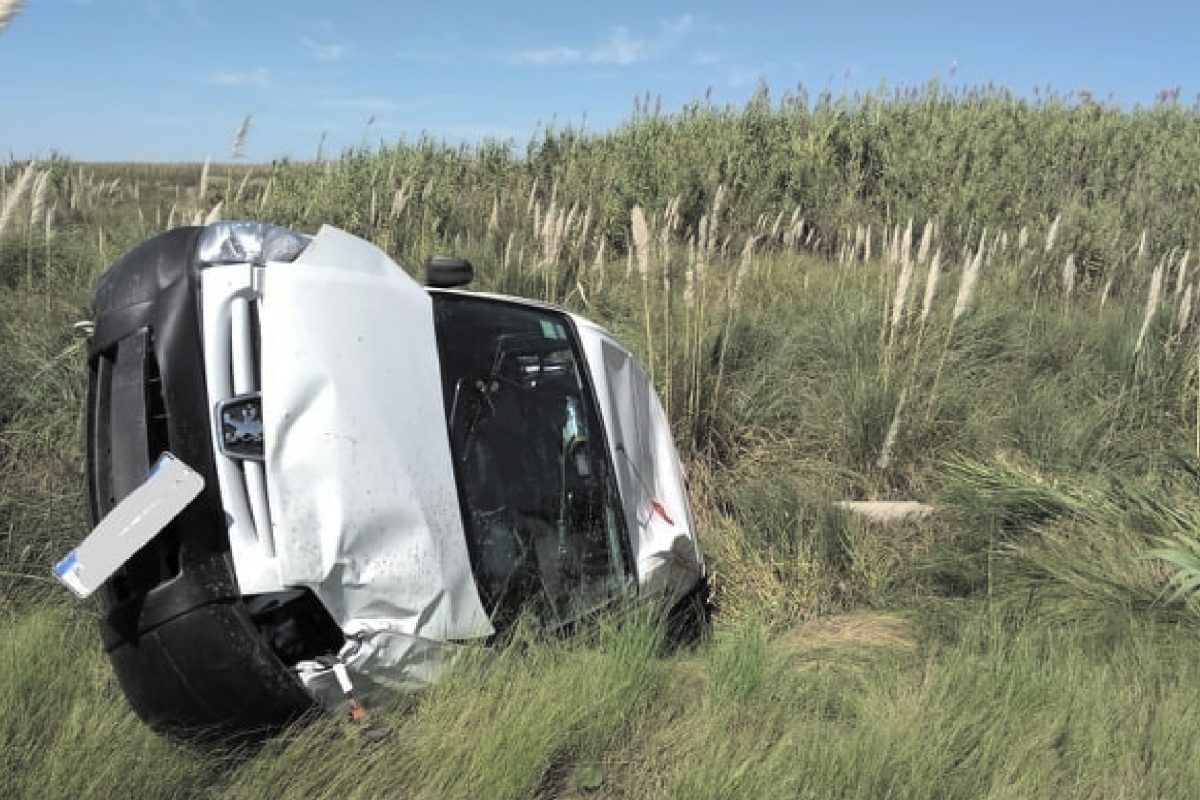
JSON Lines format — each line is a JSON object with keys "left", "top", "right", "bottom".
{"left": 64, "top": 222, "right": 705, "bottom": 738}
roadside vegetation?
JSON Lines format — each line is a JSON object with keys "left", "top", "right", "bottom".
{"left": 5, "top": 82, "right": 1200, "bottom": 798}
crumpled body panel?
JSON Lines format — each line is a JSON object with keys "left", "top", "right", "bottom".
{"left": 259, "top": 226, "right": 492, "bottom": 643}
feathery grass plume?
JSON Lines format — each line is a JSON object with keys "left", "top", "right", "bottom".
{"left": 732, "top": 235, "right": 758, "bottom": 304}
{"left": 1044, "top": 213, "right": 1061, "bottom": 253}
{"left": 564, "top": 201, "right": 578, "bottom": 240}
{"left": 920, "top": 249, "right": 942, "bottom": 324}
{"left": 44, "top": 200, "right": 56, "bottom": 241}
{"left": 166, "top": 202, "right": 177, "bottom": 230}
{"left": 864, "top": 223, "right": 872, "bottom": 262}
{"left": 0, "top": 0, "right": 23, "bottom": 36}
{"left": 29, "top": 169, "right": 49, "bottom": 227}
{"left": 524, "top": 178, "right": 538, "bottom": 218}
{"left": 630, "top": 205, "right": 651, "bottom": 281}
{"left": 0, "top": 161, "right": 36, "bottom": 238}
{"left": 1018, "top": 225, "right": 1029, "bottom": 251}
{"left": 539, "top": 200, "right": 558, "bottom": 264}
{"left": 230, "top": 114, "right": 252, "bottom": 159}
{"left": 577, "top": 205, "right": 593, "bottom": 252}
{"left": 1137, "top": 228, "right": 1150, "bottom": 262}
{"left": 1176, "top": 250, "right": 1191, "bottom": 295}
{"left": 390, "top": 185, "right": 406, "bottom": 221}
{"left": 591, "top": 236, "right": 606, "bottom": 284}
{"left": 704, "top": 185, "right": 726, "bottom": 263}
{"left": 889, "top": 247, "right": 915, "bottom": 340}
{"left": 502, "top": 231, "right": 514, "bottom": 273}
{"left": 1100, "top": 276, "right": 1115, "bottom": 308}
{"left": 854, "top": 224, "right": 865, "bottom": 261}
{"left": 770, "top": 210, "right": 784, "bottom": 242}
{"left": 876, "top": 389, "right": 907, "bottom": 470}
{"left": 203, "top": 200, "right": 223, "bottom": 226}
{"left": 1134, "top": 256, "right": 1166, "bottom": 355}
{"left": 487, "top": 196, "right": 500, "bottom": 236}
{"left": 197, "top": 157, "right": 211, "bottom": 202}
{"left": 1177, "top": 284, "right": 1193, "bottom": 335}
{"left": 684, "top": 234, "right": 697, "bottom": 307}
{"left": 953, "top": 233, "right": 986, "bottom": 322}
{"left": 917, "top": 219, "right": 934, "bottom": 265}
{"left": 1062, "top": 253, "right": 1076, "bottom": 302}
{"left": 901, "top": 218, "right": 913, "bottom": 267}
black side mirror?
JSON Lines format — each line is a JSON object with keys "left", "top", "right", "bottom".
{"left": 425, "top": 255, "right": 474, "bottom": 288}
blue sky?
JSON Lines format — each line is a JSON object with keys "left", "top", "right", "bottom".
{"left": 1, "top": 1, "right": 1198, "bottom": 162}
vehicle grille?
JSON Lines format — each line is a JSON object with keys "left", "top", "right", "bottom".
{"left": 87, "top": 329, "right": 181, "bottom": 601}
{"left": 229, "top": 294, "right": 276, "bottom": 557}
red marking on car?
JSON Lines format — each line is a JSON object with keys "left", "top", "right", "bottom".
{"left": 650, "top": 499, "right": 675, "bottom": 526}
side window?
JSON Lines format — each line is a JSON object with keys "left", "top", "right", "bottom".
{"left": 432, "top": 295, "right": 632, "bottom": 629}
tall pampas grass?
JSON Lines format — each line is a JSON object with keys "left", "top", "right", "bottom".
{"left": 1062, "top": 253, "right": 1077, "bottom": 305}
{"left": 953, "top": 234, "right": 985, "bottom": 322}
{"left": 876, "top": 389, "right": 907, "bottom": 470}
{"left": 920, "top": 250, "right": 943, "bottom": 325}
{"left": 630, "top": 205, "right": 650, "bottom": 281}
{"left": 888, "top": 245, "right": 915, "bottom": 344}
{"left": 1176, "top": 284, "right": 1193, "bottom": 336}
{"left": 28, "top": 169, "right": 49, "bottom": 227}
{"left": 44, "top": 200, "right": 56, "bottom": 242}
{"left": 230, "top": 114, "right": 252, "bottom": 159}
{"left": 1134, "top": 256, "right": 1166, "bottom": 356}
{"left": 630, "top": 205, "right": 654, "bottom": 380}
{"left": 916, "top": 219, "right": 934, "bottom": 265}
{"left": 0, "top": 161, "right": 36, "bottom": 238}
{"left": 1044, "top": 214, "right": 1061, "bottom": 253}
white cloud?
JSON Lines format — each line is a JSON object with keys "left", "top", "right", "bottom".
{"left": 301, "top": 36, "right": 349, "bottom": 63}
{"left": 509, "top": 13, "right": 695, "bottom": 67}
{"left": 692, "top": 49, "right": 722, "bottom": 66}
{"left": 201, "top": 68, "right": 273, "bottom": 89}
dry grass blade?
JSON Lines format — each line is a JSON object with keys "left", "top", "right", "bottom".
{"left": 203, "top": 200, "right": 224, "bottom": 226}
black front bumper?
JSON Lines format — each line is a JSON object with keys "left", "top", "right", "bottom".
{"left": 86, "top": 227, "right": 315, "bottom": 739}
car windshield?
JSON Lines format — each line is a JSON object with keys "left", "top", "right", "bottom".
{"left": 432, "top": 294, "right": 633, "bottom": 629}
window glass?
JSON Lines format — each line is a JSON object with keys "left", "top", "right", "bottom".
{"left": 432, "top": 294, "right": 632, "bottom": 629}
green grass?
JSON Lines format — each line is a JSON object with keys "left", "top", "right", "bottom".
{"left": 6, "top": 85, "right": 1200, "bottom": 797}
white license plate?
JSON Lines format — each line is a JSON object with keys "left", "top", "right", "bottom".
{"left": 54, "top": 453, "right": 205, "bottom": 598}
